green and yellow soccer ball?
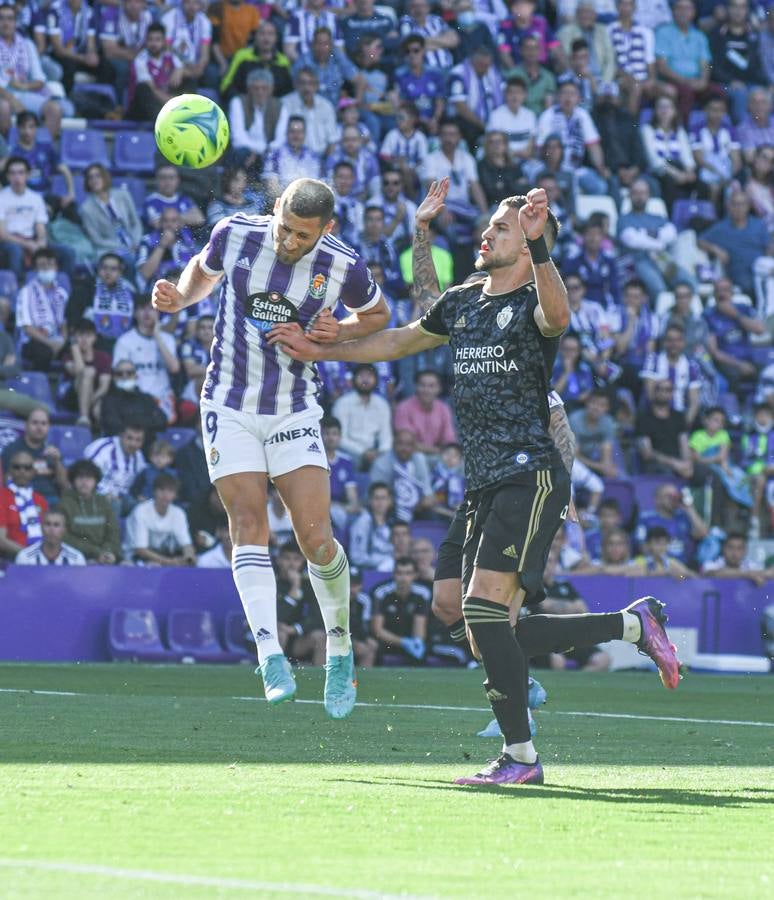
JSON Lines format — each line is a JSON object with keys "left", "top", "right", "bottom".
{"left": 155, "top": 94, "right": 229, "bottom": 169}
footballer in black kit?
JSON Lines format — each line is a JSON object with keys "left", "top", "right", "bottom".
{"left": 419, "top": 279, "right": 571, "bottom": 605}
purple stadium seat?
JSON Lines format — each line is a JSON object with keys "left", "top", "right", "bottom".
{"left": 167, "top": 609, "right": 242, "bottom": 663}
{"left": 160, "top": 427, "right": 196, "bottom": 451}
{"left": 51, "top": 172, "right": 86, "bottom": 204}
{"left": 113, "top": 131, "right": 158, "bottom": 174}
{"left": 47, "top": 424, "right": 92, "bottom": 465}
{"left": 113, "top": 176, "right": 147, "bottom": 210}
{"left": 60, "top": 129, "right": 110, "bottom": 170}
{"left": 108, "top": 608, "right": 179, "bottom": 662}
{"left": 223, "top": 611, "right": 253, "bottom": 659}
{"left": 602, "top": 479, "right": 636, "bottom": 526}
{"left": 0, "top": 269, "right": 18, "bottom": 302}
{"left": 633, "top": 475, "right": 680, "bottom": 515}
{"left": 671, "top": 199, "right": 717, "bottom": 231}
{"left": 5, "top": 372, "right": 53, "bottom": 407}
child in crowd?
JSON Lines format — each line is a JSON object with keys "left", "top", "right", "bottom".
{"left": 431, "top": 443, "right": 466, "bottom": 520}
{"left": 131, "top": 440, "right": 176, "bottom": 502}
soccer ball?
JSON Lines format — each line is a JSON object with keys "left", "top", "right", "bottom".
{"left": 154, "top": 94, "right": 229, "bottom": 169}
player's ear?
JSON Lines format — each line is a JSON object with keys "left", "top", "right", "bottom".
{"left": 322, "top": 218, "right": 335, "bottom": 235}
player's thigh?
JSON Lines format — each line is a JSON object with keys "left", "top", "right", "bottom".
{"left": 273, "top": 465, "right": 335, "bottom": 558}
{"left": 213, "top": 471, "right": 270, "bottom": 540}
{"left": 200, "top": 400, "right": 268, "bottom": 482}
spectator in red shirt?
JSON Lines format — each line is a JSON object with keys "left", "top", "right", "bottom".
{"left": 393, "top": 370, "right": 457, "bottom": 459}
{"left": 0, "top": 450, "right": 48, "bottom": 559}
{"left": 127, "top": 22, "right": 184, "bottom": 122}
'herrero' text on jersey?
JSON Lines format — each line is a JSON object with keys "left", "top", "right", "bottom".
{"left": 419, "top": 280, "right": 562, "bottom": 490}
{"left": 199, "top": 214, "right": 382, "bottom": 416}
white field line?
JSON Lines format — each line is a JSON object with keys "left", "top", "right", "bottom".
{"left": 0, "top": 858, "right": 432, "bottom": 899}
{"left": 1, "top": 686, "right": 773, "bottom": 728}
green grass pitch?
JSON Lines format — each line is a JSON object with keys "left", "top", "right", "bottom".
{"left": 1, "top": 663, "right": 772, "bottom": 899}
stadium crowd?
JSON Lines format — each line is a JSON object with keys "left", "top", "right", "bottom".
{"left": 0, "top": 0, "right": 773, "bottom": 667}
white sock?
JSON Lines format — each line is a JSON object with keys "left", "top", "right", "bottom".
{"left": 231, "top": 544, "right": 283, "bottom": 665}
{"left": 503, "top": 740, "right": 538, "bottom": 765}
{"left": 307, "top": 541, "right": 352, "bottom": 657}
{"left": 621, "top": 610, "right": 642, "bottom": 644}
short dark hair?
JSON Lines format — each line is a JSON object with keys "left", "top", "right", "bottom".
{"left": 147, "top": 21, "right": 165, "bottom": 38}
{"left": 623, "top": 278, "right": 647, "bottom": 294}
{"left": 279, "top": 539, "right": 302, "bottom": 556}
{"left": 5, "top": 155, "right": 30, "bottom": 174}
{"left": 394, "top": 556, "right": 417, "bottom": 571}
{"left": 333, "top": 160, "right": 355, "bottom": 174}
{"left": 364, "top": 204, "right": 383, "bottom": 217}
{"left": 571, "top": 38, "right": 590, "bottom": 53}
{"left": 67, "top": 459, "right": 102, "bottom": 484}
{"left": 368, "top": 481, "right": 392, "bottom": 498}
{"left": 499, "top": 195, "right": 561, "bottom": 251}
{"left": 153, "top": 472, "right": 178, "bottom": 493}
{"left": 401, "top": 33, "right": 425, "bottom": 52}
{"left": 16, "top": 111, "right": 39, "bottom": 128}
{"left": 43, "top": 507, "right": 66, "bottom": 522}
{"left": 74, "top": 318, "right": 97, "bottom": 335}
{"left": 704, "top": 405, "right": 725, "bottom": 419}
{"left": 353, "top": 362, "right": 377, "bottom": 379}
{"left": 588, "top": 387, "right": 610, "bottom": 403}
{"left": 281, "top": 178, "right": 335, "bottom": 224}
{"left": 415, "top": 369, "right": 440, "bottom": 384}
{"left": 722, "top": 532, "right": 747, "bottom": 546}
{"left": 32, "top": 247, "right": 57, "bottom": 266}
{"left": 505, "top": 76, "right": 528, "bottom": 91}
{"left": 121, "top": 421, "right": 146, "bottom": 435}
{"left": 646, "top": 525, "right": 670, "bottom": 541}
{"left": 321, "top": 415, "right": 342, "bottom": 431}
{"left": 664, "top": 323, "right": 685, "bottom": 337}
{"left": 98, "top": 252, "right": 124, "bottom": 270}
{"left": 598, "top": 498, "right": 620, "bottom": 513}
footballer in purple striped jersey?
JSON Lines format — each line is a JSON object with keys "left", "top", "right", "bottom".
{"left": 151, "top": 178, "right": 390, "bottom": 716}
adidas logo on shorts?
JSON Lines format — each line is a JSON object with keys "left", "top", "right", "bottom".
{"left": 502, "top": 545, "right": 518, "bottom": 558}
{"left": 307, "top": 441, "right": 321, "bottom": 453}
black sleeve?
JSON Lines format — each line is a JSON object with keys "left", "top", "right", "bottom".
{"left": 419, "top": 291, "right": 451, "bottom": 338}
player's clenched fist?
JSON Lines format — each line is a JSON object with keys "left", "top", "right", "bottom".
{"left": 308, "top": 308, "right": 341, "bottom": 343}
{"left": 268, "top": 323, "right": 322, "bottom": 361}
{"left": 152, "top": 279, "right": 185, "bottom": 313}
{"left": 518, "top": 187, "right": 550, "bottom": 241}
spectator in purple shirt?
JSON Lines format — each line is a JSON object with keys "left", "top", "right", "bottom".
{"left": 635, "top": 482, "right": 708, "bottom": 566}
{"left": 394, "top": 35, "right": 445, "bottom": 136}
{"left": 142, "top": 163, "right": 205, "bottom": 230}
{"left": 704, "top": 275, "right": 767, "bottom": 391}
{"left": 551, "top": 333, "right": 595, "bottom": 412}
{"left": 135, "top": 206, "right": 197, "bottom": 292}
{"left": 321, "top": 415, "right": 360, "bottom": 533}
{"left": 562, "top": 214, "right": 620, "bottom": 308}
{"left": 607, "top": 278, "right": 657, "bottom": 397}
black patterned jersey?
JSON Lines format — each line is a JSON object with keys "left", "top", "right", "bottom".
{"left": 419, "top": 280, "right": 562, "bottom": 490}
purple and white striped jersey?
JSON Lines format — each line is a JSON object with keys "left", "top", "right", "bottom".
{"left": 199, "top": 214, "right": 382, "bottom": 417}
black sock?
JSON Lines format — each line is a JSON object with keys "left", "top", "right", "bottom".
{"left": 464, "top": 597, "right": 531, "bottom": 744}
{"left": 449, "top": 617, "right": 470, "bottom": 649}
{"left": 517, "top": 612, "right": 624, "bottom": 657}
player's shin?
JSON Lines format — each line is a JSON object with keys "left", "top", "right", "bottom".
{"left": 232, "top": 544, "right": 283, "bottom": 664}
{"left": 464, "top": 597, "right": 536, "bottom": 762}
{"left": 517, "top": 612, "right": 625, "bottom": 656}
{"left": 308, "top": 540, "right": 352, "bottom": 656}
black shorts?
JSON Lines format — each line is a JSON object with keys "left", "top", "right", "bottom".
{"left": 462, "top": 467, "right": 571, "bottom": 606}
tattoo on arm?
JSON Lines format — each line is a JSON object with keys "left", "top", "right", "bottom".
{"left": 549, "top": 405, "right": 576, "bottom": 476}
{"left": 412, "top": 226, "right": 441, "bottom": 314}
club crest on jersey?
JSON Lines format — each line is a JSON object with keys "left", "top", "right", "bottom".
{"left": 497, "top": 306, "right": 513, "bottom": 330}
{"left": 309, "top": 273, "right": 327, "bottom": 299}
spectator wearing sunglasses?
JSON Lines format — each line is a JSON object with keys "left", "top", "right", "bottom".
{"left": 0, "top": 450, "right": 48, "bottom": 559}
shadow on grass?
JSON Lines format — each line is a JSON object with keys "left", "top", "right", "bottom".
{"left": 338, "top": 778, "right": 774, "bottom": 809}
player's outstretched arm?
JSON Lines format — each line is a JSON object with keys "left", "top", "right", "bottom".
{"left": 268, "top": 319, "right": 445, "bottom": 364}
{"left": 519, "top": 188, "right": 570, "bottom": 337}
{"left": 412, "top": 178, "right": 449, "bottom": 313}
{"left": 152, "top": 253, "right": 223, "bottom": 315}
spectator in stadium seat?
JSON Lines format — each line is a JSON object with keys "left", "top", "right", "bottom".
{"left": 161, "top": 0, "right": 212, "bottom": 89}
{"left": 1, "top": 406, "right": 67, "bottom": 504}
{"left": 563, "top": 214, "right": 620, "bottom": 308}
{"left": 536, "top": 76, "right": 609, "bottom": 195}
{"left": 0, "top": 324, "right": 40, "bottom": 418}
{"left": 0, "top": 450, "right": 47, "bottom": 559}
{"left": 608, "top": 0, "right": 663, "bottom": 117}
{"left": 10, "top": 111, "right": 76, "bottom": 215}
{"left": 628, "top": 523, "right": 697, "bottom": 576}
{"left": 583, "top": 497, "right": 624, "bottom": 562}
{"left": 744, "top": 146, "right": 774, "bottom": 232}
{"left": 760, "top": 11, "right": 774, "bottom": 87}
{"left": 15, "top": 506, "right": 85, "bottom": 565}
{"left": 130, "top": 438, "right": 176, "bottom": 503}
{"left": 332, "top": 363, "right": 393, "bottom": 469}
{"left": 558, "top": 1, "right": 616, "bottom": 84}
{"left": 262, "top": 115, "right": 322, "bottom": 201}
{"left": 400, "top": 0, "right": 459, "bottom": 71}
{"left": 99, "top": 0, "right": 152, "bottom": 108}
{"left": 641, "top": 95, "right": 697, "bottom": 213}
{"left": 370, "top": 556, "right": 429, "bottom": 665}
{"left": 227, "top": 68, "right": 281, "bottom": 174}
{"left": 14, "top": 247, "right": 68, "bottom": 373}
{"left": 477, "top": 130, "right": 527, "bottom": 208}
{"left": 80, "top": 164, "right": 143, "bottom": 272}
{"left": 532, "top": 135, "right": 575, "bottom": 212}
{"left": 342, "top": 0, "right": 398, "bottom": 58}
{"left": 142, "top": 164, "right": 205, "bottom": 231}
{"left": 498, "top": 0, "right": 561, "bottom": 70}
{"left": 282, "top": 0, "right": 341, "bottom": 64}
{"left": 207, "top": 0, "right": 260, "bottom": 79}
{"left": 654, "top": 0, "right": 714, "bottom": 123}
{"left": 293, "top": 25, "right": 359, "bottom": 109}
{"left": 59, "top": 459, "right": 121, "bottom": 564}
{"left": 196, "top": 518, "right": 232, "bottom": 567}
{"left": 736, "top": 88, "right": 774, "bottom": 165}
{"left": 692, "top": 95, "right": 743, "bottom": 210}
{"left": 411, "top": 536, "right": 436, "bottom": 586}
{"left": 179, "top": 314, "right": 212, "bottom": 403}
{"left": 641, "top": 323, "right": 702, "bottom": 428}
{"left": 220, "top": 20, "right": 292, "bottom": 101}
{"left": 507, "top": 34, "right": 557, "bottom": 116}
{"left": 175, "top": 418, "right": 210, "bottom": 508}
{"left": 702, "top": 531, "right": 772, "bottom": 585}
{"left": 136, "top": 206, "right": 198, "bottom": 293}
{"left": 394, "top": 370, "right": 457, "bottom": 459}
{"left": 113, "top": 296, "right": 180, "bottom": 424}
{"left": 126, "top": 472, "right": 196, "bottom": 566}
{"left": 594, "top": 525, "right": 634, "bottom": 571}
{"left": 69, "top": 254, "right": 135, "bottom": 352}
{"left": 569, "top": 388, "right": 619, "bottom": 480}
{"left": 349, "top": 481, "right": 395, "bottom": 570}
{"left": 658, "top": 282, "right": 710, "bottom": 357}
{"left": 275, "top": 67, "right": 338, "bottom": 157}
{"left": 126, "top": 22, "right": 184, "bottom": 123}
{"left": 0, "top": 2, "right": 68, "bottom": 138}
{"left": 607, "top": 278, "right": 657, "bottom": 397}
{"left": 394, "top": 35, "right": 445, "bottom": 136}
{"left": 369, "top": 428, "right": 435, "bottom": 524}
{"left": 699, "top": 193, "right": 772, "bottom": 298}
{"left": 328, "top": 162, "right": 363, "bottom": 248}
{"left": 60, "top": 319, "right": 112, "bottom": 428}
{"left": 447, "top": 45, "right": 504, "bottom": 150}
{"left": 99, "top": 359, "right": 167, "bottom": 439}
{"left": 369, "top": 167, "right": 419, "bottom": 250}
{"left": 356, "top": 207, "right": 406, "bottom": 300}
{"left": 486, "top": 77, "right": 536, "bottom": 164}
{"left": 48, "top": 0, "right": 101, "bottom": 94}
{"left": 592, "top": 82, "right": 649, "bottom": 200}
{"left": 273, "top": 539, "right": 327, "bottom": 664}
{"left": 325, "top": 125, "right": 380, "bottom": 201}
{"left": 636, "top": 380, "right": 693, "bottom": 479}
{"left": 85, "top": 421, "right": 146, "bottom": 515}
{"left": 551, "top": 333, "right": 595, "bottom": 412}
{"left": 321, "top": 414, "right": 360, "bottom": 533}
{"left": 206, "top": 165, "right": 266, "bottom": 226}
{"left": 187, "top": 482, "right": 227, "bottom": 553}
{"left": 708, "top": 0, "right": 767, "bottom": 125}
{"left": 741, "top": 403, "right": 774, "bottom": 535}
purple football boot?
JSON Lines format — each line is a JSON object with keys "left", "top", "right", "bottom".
{"left": 454, "top": 753, "right": 544, "bottom": 786}
{"left": 625, "top": 596, "right": 681, "bottom": 689}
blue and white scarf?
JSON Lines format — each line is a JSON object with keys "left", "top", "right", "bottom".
{"left": 7, "top": 479, "right": 43, "bottom": 541}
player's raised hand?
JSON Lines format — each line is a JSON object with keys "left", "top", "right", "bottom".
{"left": 308, "top": 308, "right": 341, "bottom": 343}
{"left": 416, "top": 178, "right": 450, "bottom": 227}
{"left": 152, "top": 279, "right": 185, "bottom": 313}
{"left": 267, "top": 323, "right": 323, "bottom": 361}
{"left": 518, "top": 187, "right": 550, "bottom": 241}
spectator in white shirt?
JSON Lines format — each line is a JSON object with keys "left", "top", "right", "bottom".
{"left": 332, "top": 363, "right": 393, "bottom": 470}
{"left": 15, "top": 507, "right": 86, "bottom": 566}
{"left": 126, "top": 472, "right": 195, "bottom": 566}
{"left": 0, "top": 156, "right": 47, "bottom": 280}
{"left": 161, "top": 0, "right": 211, "bottom": 85}
{"left": 85, "top": 422, "right": 147, "bottom": 514}
{"left": 228, "top": 68, "right": 282, "bottom": 173}
{"left": 487, "top": 77, "right": 537, "bottom": 162}
{"left": 275, "top": 66, "right": 338, "bottom": 156}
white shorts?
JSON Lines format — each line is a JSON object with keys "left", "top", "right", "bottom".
{"left": 200, "top": 400, "right": 329, "bottom": 483}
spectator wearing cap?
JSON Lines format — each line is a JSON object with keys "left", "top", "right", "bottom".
{"left": 263, "top": 115, "right": 322, "bottom": 201}
{"left": 698, "top": 194, "right": 771, "bottom": 298}
{"left": 536, "top": 77, "right": 609, "bottom": 194}
{"left": 608, "top": 0, "right": 662, "bottom": 116}
{"left": 635, "top": 380, "right": 693, "bottom": 480}
{"left": 448, "top": 45, "right": 504, "bottom": 149}
{"left": 399, "top": 0, "right": 459, "bottom": 71}
{"left": 14, "top": 247, "right": 68, "bottom": 372}
{"left": 558, "top": 1, "right": 616, "bottom": 84}
{"left": 142, "top": 164, "right": 205, "bottom": 231}
{"left": 60, "top": 319, "right": 112, "bottom": 428}
{"left": 1, "top": 407, "right": 67, "bottom": 504}
{"left": 486, "top": 77, "right": 536, "bottom": 163}
{"left": 221, "top": 20, "right": 292, "bottom": 100}
{"left": 333, "top": 363, "right": 393, "bottom": 470}
{"left": 641, "top": 94, "right": 696, "bottom": 213}
{"left": 0, "top": 449, "right": 48, "bottom": 559}
{"left": 126, "top": 472, "right": 195, "bottom": 566}
{"left": 59, "top": 459, "right": 121, "bottom": 564}
{"left": 15, "top": 506, "right": 86, "bottom": 566}
{"left": 640, "top": 323, "right": 702, "bottom": 428}
{"left": 293, "top": 25, "right": 360, "bottom": 108}
{"left": 394, "top": 35, "right": 445, "bottom": 136}
{"left": 275, "top": 66, "right": 337, "bottom": 157}
{"left": 228, "top": 69, "right": 282, "bottom": 175}
{"left": 84, "top": 422, "right": 147, "bottom": 515}
{"left": 507, "top": 34, "right": 557, "bottom": 115}
{"left": 80, "top": 163, "right": 143, "bottom": 273}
